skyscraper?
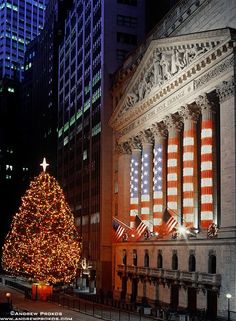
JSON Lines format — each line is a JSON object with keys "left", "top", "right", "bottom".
{"left": 57, "top": 0, "right": 147, "bottom": 293}
{"left": 0, "top": 0, "right": 48, "bottom": 259}
{"left": 0, "top": 0, "right": 48, "bottom": 81}
{"left": 20, "top": 0, "right": 73, "bottom": 178}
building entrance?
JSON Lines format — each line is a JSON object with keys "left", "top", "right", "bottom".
{"left": 206, "top": 290, "right": 217, "bottom": 320}
{"left": 188, "top": 287, "right": 197, "bottom": 312}
{"left": 170, "top": 284, "right": 179, "bottom": 310}
{"left": 131, "top": 278, "right": 138, "bottom": 303}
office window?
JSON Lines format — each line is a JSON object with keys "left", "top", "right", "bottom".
{"left": 117, "top": 15, "right": 137, "bottom": 28}
{"left": 117, "top": 0, "right": 137, "bottom": 5}
{"left": 117, "top": 32, "right": 137, "bottom": 45}
{"left": 116, "top": 49, "right": 128, "bottom": 62}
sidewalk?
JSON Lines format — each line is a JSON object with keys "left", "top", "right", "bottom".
{"left": 0, "top": 284, "right": 104, "bottom": 321}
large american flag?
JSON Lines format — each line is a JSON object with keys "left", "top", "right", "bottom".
{"left": 153, "top": 142, "right": 164, "bottom": 232}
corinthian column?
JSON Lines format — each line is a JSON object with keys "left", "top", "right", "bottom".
{"left": 196, "top": 94, "right": 214, "bottom": 229}
{"left": 179, "top": 105, "right": 199, "bottom": 229}
{"left": 116, "top": 142, "right": 131, "bottom": 225}
{"left": 164, "top": 114, "right": 182, "bottom": 222}
{"left": 129, "top": 137, "right": 142, "bottom": 228}
{"left": 139, "top": 131, "right": 153, "bottom": 230}
{"left": 151, "top": 123, "right": 166, "bottom": 233}
{"left": 216, "top": 78, "right": 236, "bottom": 228}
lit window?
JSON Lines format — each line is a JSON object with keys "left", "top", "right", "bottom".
{"left": 83, "top": 150, "right": 87, "bottom": 160}
{"left": 7, "top": 87, "right": 15, "bottom": 93}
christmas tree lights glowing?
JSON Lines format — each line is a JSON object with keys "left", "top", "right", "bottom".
{"left": 2, "top": 161, "right": 81, "bottom": 284}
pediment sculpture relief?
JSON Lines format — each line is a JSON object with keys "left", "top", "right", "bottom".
{"left": 121, "top": 43, "right": 213, "bottom": 115}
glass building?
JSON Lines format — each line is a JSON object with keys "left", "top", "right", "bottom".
{"left": 0, "top": 0, "right": 48, "bottom": 81}
{"left": 57, "top": 0, "right": 146, "bottom": 293}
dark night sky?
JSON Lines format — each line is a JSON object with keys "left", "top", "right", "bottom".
{"left": 146, "top": 0, "right": 181, "bottom": 33}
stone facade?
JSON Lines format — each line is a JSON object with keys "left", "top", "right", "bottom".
{"left": 110, "top": 26, "right": 236, "bottom": 319}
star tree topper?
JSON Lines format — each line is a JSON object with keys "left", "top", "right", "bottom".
{"left": 40, "top": 158, "right": 49, "bottom": 172}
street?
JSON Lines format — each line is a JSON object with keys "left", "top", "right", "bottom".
{"left": 0, "top": 285, "right": 155, "bottom": 321}
{"left": 0, "top": 284, "right": 106, "bottom": 321}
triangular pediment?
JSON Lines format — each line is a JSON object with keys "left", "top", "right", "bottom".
{"left": 110, "top": 28, "right": 235, "bottom": 129}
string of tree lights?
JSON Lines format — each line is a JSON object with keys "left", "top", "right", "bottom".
{"left": 1, "top": 159, "right": 81, "bottom": 284}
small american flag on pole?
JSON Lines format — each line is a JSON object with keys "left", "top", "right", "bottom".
{"left": 133, "top": 215, "right": 148, "bottom": 240}
{"left": 112, "top": 217, "right": 132, "bottom": 242}
{"left": 162, "top": 208, "right": 178, "bottom": 234}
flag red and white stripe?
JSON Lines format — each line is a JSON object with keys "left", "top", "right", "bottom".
{"left": 200, "top": 118, "right": 214, "bottom": 228}
{"left": 167, "top": 135, "right": 179, "bottom": 221}
{"left": 183, "top": 127, "right": 195, "bottom": 228}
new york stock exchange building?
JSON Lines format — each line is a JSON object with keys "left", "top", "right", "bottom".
{"left": 109, "top": 6, "right": 236, "bottom": 319}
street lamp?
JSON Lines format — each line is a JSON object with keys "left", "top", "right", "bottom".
{"left": 5, "top": 292, "right": 11, "bottom": 307}
{"left": 226, "top": 293, "right": 232, "bottom": 321}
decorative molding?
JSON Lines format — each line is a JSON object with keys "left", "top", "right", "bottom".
{"left": 121, "top": 43, "right": 213, "bottom": 115}
{"left": 216, "top": 77, "right": 235, "bottom": 103}
{"left": 110, "top": 29, "right": 236, "bottom": 133}
{"left": 194, "top": 56, "right": 234, "bottom": 90}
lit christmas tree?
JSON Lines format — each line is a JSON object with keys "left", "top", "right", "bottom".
{"left": 2, "top": 158, "right": 81, "bottom": 285}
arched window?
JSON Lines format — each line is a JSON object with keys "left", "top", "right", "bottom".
{"left": 189, "top": 254, "right": 196, "bottom": 272}
{"left": 144, "top": 250, "right": 149, "bottom": 267}
{"left": 172, "top": 253, "right": 178, "bottom": 270}
{"left": 123, "top": 249, "right": 127, "bottom": 265}
{"left": 208, "top": 254, "right": 216, "bottom": 274}
{"left": 157, "top": 253, "right": 163, "bottom": 269}
{"left": 133, "top": 250, "right": 137, "bottom": 266}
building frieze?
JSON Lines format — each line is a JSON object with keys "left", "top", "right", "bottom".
{"left": 216, "top": 76, "right": 235, "bottom": 102}
{"left": 110, "top": 29, "right": 236, "bottom": 137}
{"left": 115, "top": 54, "right": 234, "bottom": 143}
{"left": 120, "top": 44, "right": 213, "bottom": 114}
{"left": 194, "top": 56, "right": 234, "bottom": 90}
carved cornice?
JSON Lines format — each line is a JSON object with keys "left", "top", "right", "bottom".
{"left": 120, "top": 43, "right": 214, "bottom": 116}
{"left": 194, "top": 56, "right": 234, "bottom": 90}
{"left": 216, "top": 77, "right": 235, "bottom": 103}
{"left": 110, "top": 40, "right": 235, "bottom": 132}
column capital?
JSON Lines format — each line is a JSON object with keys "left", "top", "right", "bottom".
{"left": 137, "top": 130, "right": 153, "bottom": 145}
{"left": 115, "top": 142, "right": 131, "bottom": 155}
{"left": 195, "top": 93, "right": 214, "bottom": 112}
{"left": 163, "top": 114, "right": 182, "bottom": 132}
{"left": 179, "top": 105, "right": 200, "bottom": 123}
{"left": 151, "top": 123, "right": 167, "bottom": 142}
{"left": 128, "top": 136, "right": 142, "bottom": 150}
{"left": 216, "top": 77, "right": 235, "bottom": 103}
